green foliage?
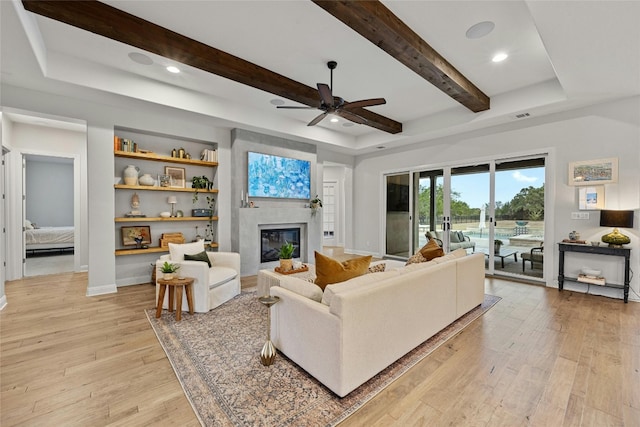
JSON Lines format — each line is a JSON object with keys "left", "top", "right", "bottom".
{"left": 279, "top": 241, "right": 294, "bottom": 259}
{"left": 495, "top": 185, "right": 545, "bottom": 220}
{"left": 191, "top": 176, "right": 212, "bottom": 202}
{"left": 160, "top": 261, "right": 180, "bottom": 273}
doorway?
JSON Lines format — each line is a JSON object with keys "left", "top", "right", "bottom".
{"left": 23, "top": 154, "right": 75, "bottom": 276}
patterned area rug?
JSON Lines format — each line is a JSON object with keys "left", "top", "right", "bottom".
{"left": 146, "top": 292, "right": 500, "bottom": 427}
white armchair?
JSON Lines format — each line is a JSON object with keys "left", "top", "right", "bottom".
{"left": 156, "top": 245, "right": 241, "bottom": 313}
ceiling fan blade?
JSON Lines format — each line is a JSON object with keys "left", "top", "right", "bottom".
{"left": 276, "top": 106, "right": 315, "bottom": 109}
{"left": 317, "top": 83, "right": 334, "bottom": 107}
{"left": 307, "top": 111, "right": 328, "bottom": 126}
{"left": 335, "top": 109, "right": 368, "bottom": 125}
{"left": 343, "top": 98, "right": 386, "bottom": 109}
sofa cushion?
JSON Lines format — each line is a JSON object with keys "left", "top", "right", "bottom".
{"left": 419, "top": 238, "right": 445, "bottom": 261}
{"left": 431, "top": 248, "right": 468, "bottom": 264}
{"left": 321, "top": 270, "right": 401, "bottom": 306}
{"left": 208, "top": 266, "right": 238, "bottom": 290}
{"left": 169, "top": 241, "right": 205, "bottom": 262}
{"left": 184, "top": 250, "right": 212, "bottom": 267}
{"left": 314, "top": 252, "right": 372, "bottom": 290}
{"left": 449, "top": 231, "right": 461, "bottom": 243}
{"left": 280, "top": 278, "right": 323, "bottom": 302}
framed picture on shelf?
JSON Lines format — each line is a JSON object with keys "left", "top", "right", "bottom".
{"left": 165, "top": 166, "right": 186, "bottom": 188}
{"left": 121, "top": 226, "right": 151, "bottom": 246}
{"left": 578, "top": 186, "right": 605, "bottom": 210}
{"left": 158, "top": 174, "right": 171, "bottom": 188}
{"left": 568, "top": 158, "right": 618, "bottom": 186}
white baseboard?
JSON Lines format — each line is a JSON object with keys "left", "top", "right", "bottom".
{"left": 86, "top": 283, "right": 117, "bottom": 296}
{"left": 116, "top": 275, "right": 152, "bottom": 287}
{"left": 344, "top": 248, "right": 382, "bottom": 258}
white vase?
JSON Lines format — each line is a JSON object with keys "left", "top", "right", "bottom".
{"left": 139, "top": 173, "right": 154, "bottom": 186}
{"left": 123, "top": 165, "right": 139, "bottom": 186}
{"left": 163, "top": 273, "right": 174, "bottom": 280}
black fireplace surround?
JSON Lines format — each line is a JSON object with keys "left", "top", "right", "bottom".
{"left": 261, "top": 228, "right": 301, "bottom": 262}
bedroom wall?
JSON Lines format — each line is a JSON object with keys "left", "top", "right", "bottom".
{"left": 350, "top": 96, "right": 640, "bottom": 301}
{"left": 26, "top": 158, "right": 74, "bottom": 227}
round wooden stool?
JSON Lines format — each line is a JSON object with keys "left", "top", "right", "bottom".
{"left": 156, "top": 277, "right": 195, "bottom": 321}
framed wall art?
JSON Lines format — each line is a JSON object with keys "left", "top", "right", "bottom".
{"left": 568, "top": 157, "right": 618, "bottom": 186}
{"left": 164, "top": 166, "right": 186, "bottom": 188}
{"left": 578, "top": 186, "right": 605, "bottom": 210}
{"left": 121, "top": 226, "right": 151, "bottom": 246}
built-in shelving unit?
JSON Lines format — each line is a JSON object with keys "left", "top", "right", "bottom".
{"left": 115, "top": 242, "right": 219, "bottom": 257}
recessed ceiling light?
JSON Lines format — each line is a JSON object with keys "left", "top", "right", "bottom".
{"left": 492, "top": 52, "right": 508, "bottom": 63}
{"left": 330, "top": 117, "right": 339, "bottom": 123}
{"left": 166, "top": 65, "right": 181, "bottom": 73}
{"left": 270, "top": 99, "right": 285, "bottom": 106}
{"left": 128, "top": 52, "right": 153, "bottom": 65}
{"left": 376, "top": 146, "right": 386, "bottom": 150}
{"left": 342, "top": 122, "right": 355, "bottom": 127}
{"left": 466, "top": 21, "right": 495, "bottom": 39}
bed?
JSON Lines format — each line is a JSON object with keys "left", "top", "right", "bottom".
{"left": 25, "top": 224, "right": 75, "bottom": 254}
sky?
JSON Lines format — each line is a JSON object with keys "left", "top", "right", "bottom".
{"left": 450, "top": 167, "right": 545, "bottom": 209}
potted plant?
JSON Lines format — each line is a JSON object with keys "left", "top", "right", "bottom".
{"left": 494, "top": 239, "right": 503, "bottom": 255}
{"left": 191, "top": 176, "right": 212, "bottom": 202}
{"left": 310, "top": 195, "right": 322, "bottom": 214}
{"left": 279, "top": 241, "right": 295, "bottom": 272}
{"left": 160, "top": 261, "right": 180, "bottom": 280}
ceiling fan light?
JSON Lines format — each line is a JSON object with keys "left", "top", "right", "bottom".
{"left": 166, "top": 65, "right": 181, "bottom": 73}
{"left": 466, "top": 21, "right": 495, "bottom": 39}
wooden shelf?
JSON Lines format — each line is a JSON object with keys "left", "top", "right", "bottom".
{"left": 115, "top": 242, "right": 218, "bottom": 256}
{"left": 114, "top": 150, "right": 218, "bottom": 166}
{"left": 115, "top": 216, "right": 218, "bottom": 222}
{"left": 114, "top": 184, "right": 218, "bottom": 193}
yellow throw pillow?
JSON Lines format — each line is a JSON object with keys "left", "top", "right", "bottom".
{"left": 314, "top": 251, "right": 372, "bottom": 290}
{"left": 419, "top": 238, "right": 445, "bottom": 261}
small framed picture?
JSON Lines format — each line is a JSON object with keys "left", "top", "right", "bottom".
{"left": 165, "top": 166, "right": 186, "bottom": 188}
{"left": 121, "top": 226, "right": 151, "bottom": 246}
{"left": 158, "top": 174, "right": 171, "bottom": 188}
{"left": 578, "top": 186, "right": 605, "bottom": 210}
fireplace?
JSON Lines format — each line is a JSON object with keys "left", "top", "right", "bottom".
{"left": 260, "top": 228, "right": 301, "bottom": 262}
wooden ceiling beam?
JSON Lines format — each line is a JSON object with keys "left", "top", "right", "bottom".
{"left": 312, "top": 0, "right": 490, "bottom": 112}
{"left": 21, "top": 0, "right": 402, "bottom": 134}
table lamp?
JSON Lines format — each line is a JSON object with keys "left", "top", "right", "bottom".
{"left": 167, "top": 196, "right": 178, "bottom": 217}
{"left": 600, "top": 209, "right": 634, "bottom": 247}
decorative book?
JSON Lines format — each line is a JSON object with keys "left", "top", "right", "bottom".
{"left": 577, "top": 274, "right": 606, "bottom": 285}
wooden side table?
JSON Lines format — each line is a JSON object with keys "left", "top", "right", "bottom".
{"left": 156, "top": 277, "right": 195, "bottom": 320}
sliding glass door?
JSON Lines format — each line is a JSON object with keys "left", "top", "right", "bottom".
{"left": 385, "top": 155, "right": 545, "bottom": 280}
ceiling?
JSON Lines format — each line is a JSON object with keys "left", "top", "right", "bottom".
{"left": 2, "top": 1, "right": 639, "bottom": 155}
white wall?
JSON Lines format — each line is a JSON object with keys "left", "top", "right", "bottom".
{"left": 351, "top": 96, "right": 640, "bottom": 301}
{"left": 26, "top": 158, "right": 74, "bottom": 226}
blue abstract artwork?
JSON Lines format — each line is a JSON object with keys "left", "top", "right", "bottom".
{"left": 248, "top": 152, "right": 311, "bottom": 199}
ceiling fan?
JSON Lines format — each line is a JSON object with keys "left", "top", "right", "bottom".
{"left": 277, "top": 61, "right": 386, "bottom": 127}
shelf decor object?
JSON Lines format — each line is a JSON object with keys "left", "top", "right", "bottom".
{"left": 600, "top": 209, "right": 634, "bottom": 247}
{"left": 167, "top": 196, "right": 178, "bottom": 217}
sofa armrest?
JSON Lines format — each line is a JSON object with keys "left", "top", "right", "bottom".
{"left": 208, "top": 252, "right": 241, "bottom": 274}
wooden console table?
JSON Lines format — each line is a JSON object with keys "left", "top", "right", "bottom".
{"left": 558, "top": 243, "right": 631, "bottom": 303}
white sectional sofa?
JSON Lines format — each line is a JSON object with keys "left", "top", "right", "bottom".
{"left": 269, "top": 250, "right": 485, "bottom": 397}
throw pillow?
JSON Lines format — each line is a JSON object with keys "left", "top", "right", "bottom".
{"left": 368, "top": 262, "right": 386, "bottom": 273}
{"left": 419, "top": 238, "right": 445, "bottom": 261}
{"left": 314, "top": 251, "right": 372, "bottom": 290}
{"left": 184, "top": 250, "right": 212, "bottom": 267}
{"left": 405, "top": 251, "right": 427, "bottom": 265}
{"left": 169, "top": 241, "right": 205, "bottom": 262}
{"left": 449, "top": 231, "right": 461, "bottom": 243}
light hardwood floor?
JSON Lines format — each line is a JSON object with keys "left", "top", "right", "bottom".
{"left": 1, "top": 272, "right": 638, "bottom": 426}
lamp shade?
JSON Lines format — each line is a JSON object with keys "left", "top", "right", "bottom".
{"left": 167, "top": 196, "right": 178, "bottom": 204}
{"left": 600, "top": 210, "right": 634, "bottom": 228}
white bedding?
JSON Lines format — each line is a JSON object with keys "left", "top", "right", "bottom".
{"left": 25, "top": 226, "right": 74, "bottom": 246}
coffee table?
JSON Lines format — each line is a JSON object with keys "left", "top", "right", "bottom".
{"left": 478, "top": 248, "right": 518, "bottom": 268}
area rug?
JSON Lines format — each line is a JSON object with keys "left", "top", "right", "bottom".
{"left": 146, "top": 292, "right": 500, "bottom": 427}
